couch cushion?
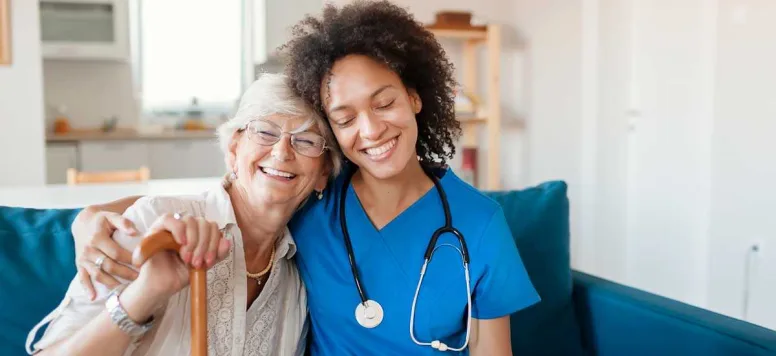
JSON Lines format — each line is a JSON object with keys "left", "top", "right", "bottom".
{"left": 0, "top": 206, "right": 81, "bottom": 355}
{"left": 573, "top": 271, "right": 776, "bottom": 356}
{"left": 485, "top": 181, "right": 585, "bottom": 355}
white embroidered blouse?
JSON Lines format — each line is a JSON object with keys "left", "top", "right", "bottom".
{"left": 26, "top": 184, "right": 308, "bottom": 356}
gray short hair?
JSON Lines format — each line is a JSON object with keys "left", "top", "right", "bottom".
{"left": 216, "top": 72, "right": 342, "bottom": 177}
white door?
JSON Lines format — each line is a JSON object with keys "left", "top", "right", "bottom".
{"left": 619, "top": 0, "right": 717, "bottom": 307}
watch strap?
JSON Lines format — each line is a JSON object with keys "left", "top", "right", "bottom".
{"left": 105, "top": 285, "right": 155, "bottom": 337}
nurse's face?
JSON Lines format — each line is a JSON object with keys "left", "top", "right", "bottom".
{"left": 228, "top": 114, "right": 329, "bottom": 206}
{"left": 322, "top": 54, "right": 422, "bottom": 180}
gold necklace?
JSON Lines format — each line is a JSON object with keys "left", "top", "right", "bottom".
{"left": 246, "top": 248, "right": 275, "bottom": 282}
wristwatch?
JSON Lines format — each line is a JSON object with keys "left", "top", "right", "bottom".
{"left": 105, "top": 285, "right": 155, "bottom": 337}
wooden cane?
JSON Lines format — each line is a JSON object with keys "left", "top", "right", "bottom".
{"left": 131, "top": 231, "right": 207, "bottom": 356}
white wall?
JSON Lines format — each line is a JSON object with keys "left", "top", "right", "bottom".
{"left": 707, "top": 0, "right": 776, "bottom": 329}
{"left": 0, "top": 0, "right": 46, "bottom": 186}
{"left": 43, "top": 60, "right": 138, "bottom": 129}
{"left": 263, "top": 0, "right": 323, "bottom": 58}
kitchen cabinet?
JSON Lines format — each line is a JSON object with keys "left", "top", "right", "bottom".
{"left": 79, "top": 141, "right": 149, "bottom": 172}
{"left": 46, "top": 143, "right": 79, "bottom": 184}
{"left": 148, "top": 139, "right": 224, "bottom": 179}
{"left": 40, "top": 0, "right": 130, "bottom": 61}
{"left": 187, "top": 140, "right": 225, "bottom": 178}
{"left": 45, "top": 136, "right": 225, "bottom": 183}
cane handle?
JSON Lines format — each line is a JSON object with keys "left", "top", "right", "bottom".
{"left": 132, "top": 230, "right": 207, "bottom": 356}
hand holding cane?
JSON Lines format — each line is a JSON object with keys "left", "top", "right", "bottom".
{"left": 131, "top": 230, "right": 207, "bottom": 356}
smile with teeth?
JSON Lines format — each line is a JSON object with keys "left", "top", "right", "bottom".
{"left": 363, "top": 138, "right": 397, "bottom": 156}
{"left": 259, "top": 166, "right": 297, "bottom": 179}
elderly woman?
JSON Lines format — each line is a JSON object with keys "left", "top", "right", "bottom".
{"left": 26, "top": 73, "right": 340, "bottom": 356}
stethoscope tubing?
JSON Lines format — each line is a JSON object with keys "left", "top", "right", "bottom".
{"left": 409, "top": 246, "right": 472, "bottom": 352}
{"left": 339, "top": 164, "right": 472, "bottom": 351}
{"left": 339, "top": 172, "right": 369, "bottom": 305}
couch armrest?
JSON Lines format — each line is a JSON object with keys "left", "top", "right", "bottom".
{"left": 572, "top": 270, "right": 776, "bottom": 356}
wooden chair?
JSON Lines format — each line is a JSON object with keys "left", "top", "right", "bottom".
{"left": 66, "top": 166, "right": 151, "bottom": 185}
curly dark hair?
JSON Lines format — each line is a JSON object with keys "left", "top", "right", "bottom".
{"left": 280, "top": 0, "right": 462, "bottom": 166}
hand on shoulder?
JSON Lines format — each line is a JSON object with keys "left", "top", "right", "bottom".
{"left": 75, "top": 208, "right": 140, "bottom": 300}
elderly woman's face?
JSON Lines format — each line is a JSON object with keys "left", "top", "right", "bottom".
{"left": 229, "top": 114, "right": 329, "bottom": 205}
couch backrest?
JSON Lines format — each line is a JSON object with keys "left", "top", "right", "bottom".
{"left": 484, "top": 181, "right": 586, "bottom": 355}
{"left": 0, "top": 206, "right": 81, "bottom": 355}
{"left": 3, "top": 180, "right": 585, "bottom": 355}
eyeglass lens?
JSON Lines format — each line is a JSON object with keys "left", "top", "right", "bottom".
{"left": 247, "top": 120, "right": 326, "bottom": 157}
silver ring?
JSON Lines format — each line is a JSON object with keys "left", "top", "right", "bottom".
{"left": 173, "top": 212, "right": 184, "bottom": 220}
{"left": 94, "top": 256, "right": 106, "bottom": 271}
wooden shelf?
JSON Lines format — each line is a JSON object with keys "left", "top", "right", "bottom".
{"left": 427, "top": 28, "right": 487, "bottom": 41}
{"left": 426, "top": 23, "right": 503, "bottom": 190}
{"left": 457, "top": 117, "right": 487, "bottom": 125}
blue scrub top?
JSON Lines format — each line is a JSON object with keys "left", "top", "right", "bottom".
{"left": 288, "top": 165, "right": 540, "bottom": 355}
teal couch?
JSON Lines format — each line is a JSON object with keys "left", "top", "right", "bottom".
{"left": 3, "top": 181, "right": 776, "bottom": 355}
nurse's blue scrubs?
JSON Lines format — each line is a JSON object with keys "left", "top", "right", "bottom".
{"left": 288, "top": 165, "right": 540, "bottom": 355}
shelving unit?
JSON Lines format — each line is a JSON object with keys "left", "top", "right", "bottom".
{"left": 427, "top": 24, "right": 502, "bottom": 190}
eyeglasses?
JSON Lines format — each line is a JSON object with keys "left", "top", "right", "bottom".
{"left": 241, "top": 119, "right": 329, "bottom": 158}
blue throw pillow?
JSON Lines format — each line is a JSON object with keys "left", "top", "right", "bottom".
{"left": 485, "top": 181, "right": 585, "bottom": 355}
{"left": 0, "top": 206, "right": 81, "bottom": 355}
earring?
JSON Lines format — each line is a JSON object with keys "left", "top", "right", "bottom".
{"left": 229, "top": 170, "right": 237, "bottom": 181}
{"left": 317, "top": 189, "right": 324, "bottom": 200}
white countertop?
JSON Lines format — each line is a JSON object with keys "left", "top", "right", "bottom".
{"left": 0, "top": 178, "right": 223, "bottom": 209}
{"left": 46, "top": 129, "right": 218, "bottom": 142}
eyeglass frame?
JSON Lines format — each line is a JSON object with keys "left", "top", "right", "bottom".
{"left": 238, "top": 118, "right": 331, "bottom": 158}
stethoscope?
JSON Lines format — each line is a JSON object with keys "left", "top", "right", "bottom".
{"left": 339, "top": 165, "right": 472, "bottom": 352}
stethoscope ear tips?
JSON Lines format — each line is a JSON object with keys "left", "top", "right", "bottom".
{"left": 431, "top": 340, "right": 448, "bottom": 351}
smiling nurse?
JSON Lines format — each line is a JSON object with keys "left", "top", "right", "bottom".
{"left": 282, "top": 1, "right": 540, "bottom": 354}
{"left": 64, "top": 1, "right": 539, "bottom": 355}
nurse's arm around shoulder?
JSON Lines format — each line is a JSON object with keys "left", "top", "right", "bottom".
{"left": 469, "top": 207, "right": 542, "bottom": 356}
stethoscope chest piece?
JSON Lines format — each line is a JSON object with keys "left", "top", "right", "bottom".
{"left": 355, "top": 300, "right": 384, "bottom": 328}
